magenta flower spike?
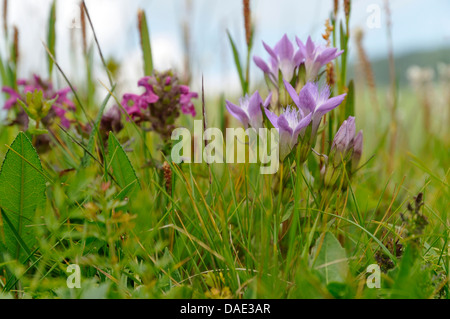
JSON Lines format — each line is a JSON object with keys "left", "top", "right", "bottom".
{"left": 253, "top": 34, "right": 303, "bottom": 85}
{"left": 296, "top": 36, "right": 343, "bottom": 82}
{"left": 264, "top": 106, "right": 312, "bottom": 161}
{"left": 226, "top": 91, "right": 272, "bottom": 129}
{"left": 284, "top": 80, "right": 346, "bottom": 136}
{"left": 2, "top": 74, "right": 76, "bottom": 128}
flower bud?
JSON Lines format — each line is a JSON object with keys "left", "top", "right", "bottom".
{"left": 352, "top": 130, "right": 363, "bottom": 170}
{"left": 331, "top": 116, "right": 355, "bottom": 167}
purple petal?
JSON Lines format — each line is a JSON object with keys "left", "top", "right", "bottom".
{"left": 248, "top": 91, "right": 263, "bottom": 117}
{"left": 253, "top": 56, "right": 271, "bottom": 74}
{"left": 263, "top": 92, "right": 273, "bottom": 108}
{"left": 316, "top": 93, "right": 346, "bottom": 114}
{"left": 262, "top": 41, "right": 278, "bottom": 61}
{"left": 179, "top": 85, "right": 190, "bottom": 94}
{"left": 316, "top": 47, "right": 340, "bottom": 65}
{"left": 293, "top": 112, "right": 312, "bottom": 137}
{"left": 305, "top": 36, "right": 315, "bottom": 57}
{"left": 2, "top": 86, "right": 18, "bottom": 95}
{"left": 138, "top": 76, "right": 153, "bottom": 92}
{"left": 226, "top": 100, "right": 250, "bottom": 127}
{"left": 264, "top": 108, "right": 279, "bottom": 128}
{"left": 60, "top": 116, "right": 71, "bottom": 129}
{"left": 126, "top": 105, "right": 142, "bottom": 118}
{"left": 293, "top": 50, "right": 304, "bottom": 66}
{"left": 3, "top": 97, "right": 19, "bottom": 110}
{"left": 274, "top": 34, "right": 294, "bottom": 60}
{"left": 295, "top": 36, "right": 307, "bottom": 57}
{"left": 53, "top": 106, "right": 66, "bottom": 117}
{"left": 181, "top": 102, "right": 196, "bottom": 117}
{"left": 298, "top": 82, "right": 318, "bottom": 113}
{"left": 277, "top": 114, "right": 294, "bottom": 136}
{"left": 283, "top": 80, "right": 300, "bottom": 108}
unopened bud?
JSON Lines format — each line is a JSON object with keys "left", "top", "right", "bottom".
{"left": 352, "top": 130, "right": 363, "bottom": 170}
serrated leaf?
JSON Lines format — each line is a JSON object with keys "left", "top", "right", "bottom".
{"left": 107, "top": 132, "right": 140, "bottom": 197}
{"left": 0, "top": 132, "right": 46, "bottom": 262}
{"left": 310, "top": 232, "right": 349, "bottom": 286}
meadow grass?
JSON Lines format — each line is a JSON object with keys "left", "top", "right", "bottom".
{"left": 0, "top": 1, "right": 448, "bottom": 299}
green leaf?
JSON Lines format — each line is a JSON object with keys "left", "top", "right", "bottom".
{"left": 0, "top": 132, "right": 46, "bottom": 262}
{"left": 47, "top": 0, "right": 57, "bottom": 77}
{"left": 138, "top": 9, "right": 153, "bottom": 76}
{"left": 310, "top": 232, "right": 349, "bottom": 286}
{"left": 345, "top": 80, "right": 355, "bottom": 118}
{"left": 226, "top": 30, "right": 246, "bottom": 95}
{"left": 107, "top": 132, "right": 140, "bottom": 197}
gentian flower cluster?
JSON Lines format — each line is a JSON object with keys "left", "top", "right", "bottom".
{"left": 122, "top": 70, "right": 197, "bottom": 140}
{"left": 227, "top": 35, "right": 347, "bottom": 163}
{"left": 253, "top": 34, "right": 343, "bottom": 87}
{"left": 2, "top": 75, "right": 75, "bottom": 128}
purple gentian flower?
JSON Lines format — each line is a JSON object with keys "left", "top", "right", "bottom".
{"left": 332, "top": 116, "right": 355, "bottom": 154}
{"left": 226, "top": 91, "right": 272, "bottom": 129}
{"left": 330, "top": 116, "right": 359, "bottom": 167}
{"left": 264, "top": 106, "right": 312, "bottom": 161}
{"left": 296, "top": 36, "right": 343, "bottom": 81}
{"left": 284, "top": 80, "right": 346, "bottom": 135}
{"left": 253, "top": 34, "right": 303, "bottom": 85}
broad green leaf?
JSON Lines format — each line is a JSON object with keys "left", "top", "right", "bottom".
{"left": 310, "top": 232, "right": 349, "bottom": 285}
{"left": 107, "top": 132, "right": 140, "bottom": 197}
{"left": 0, "top": 132, "right": 46, "bottom": 262}
{"left": 138, "top": 9, "right": 153, "bottom": 75}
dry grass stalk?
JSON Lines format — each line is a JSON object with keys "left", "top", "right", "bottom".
{"left": 243, "top": 0, "right": 251, "bottom": 47}
{"left": 322, "top": 20, "right": 335, "bottom": 88}
{"left": 163, "top": 161, "right": 172, "bottom": 195}
{"left": 80, "top": 1, "right": 87, "bottom": 55}
{"left": 333, "top": 0, "right": 339, "bottom": 18}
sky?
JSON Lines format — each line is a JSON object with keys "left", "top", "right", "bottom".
{"left": 1, "top": 0, "right": 449, "bottom": 97}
